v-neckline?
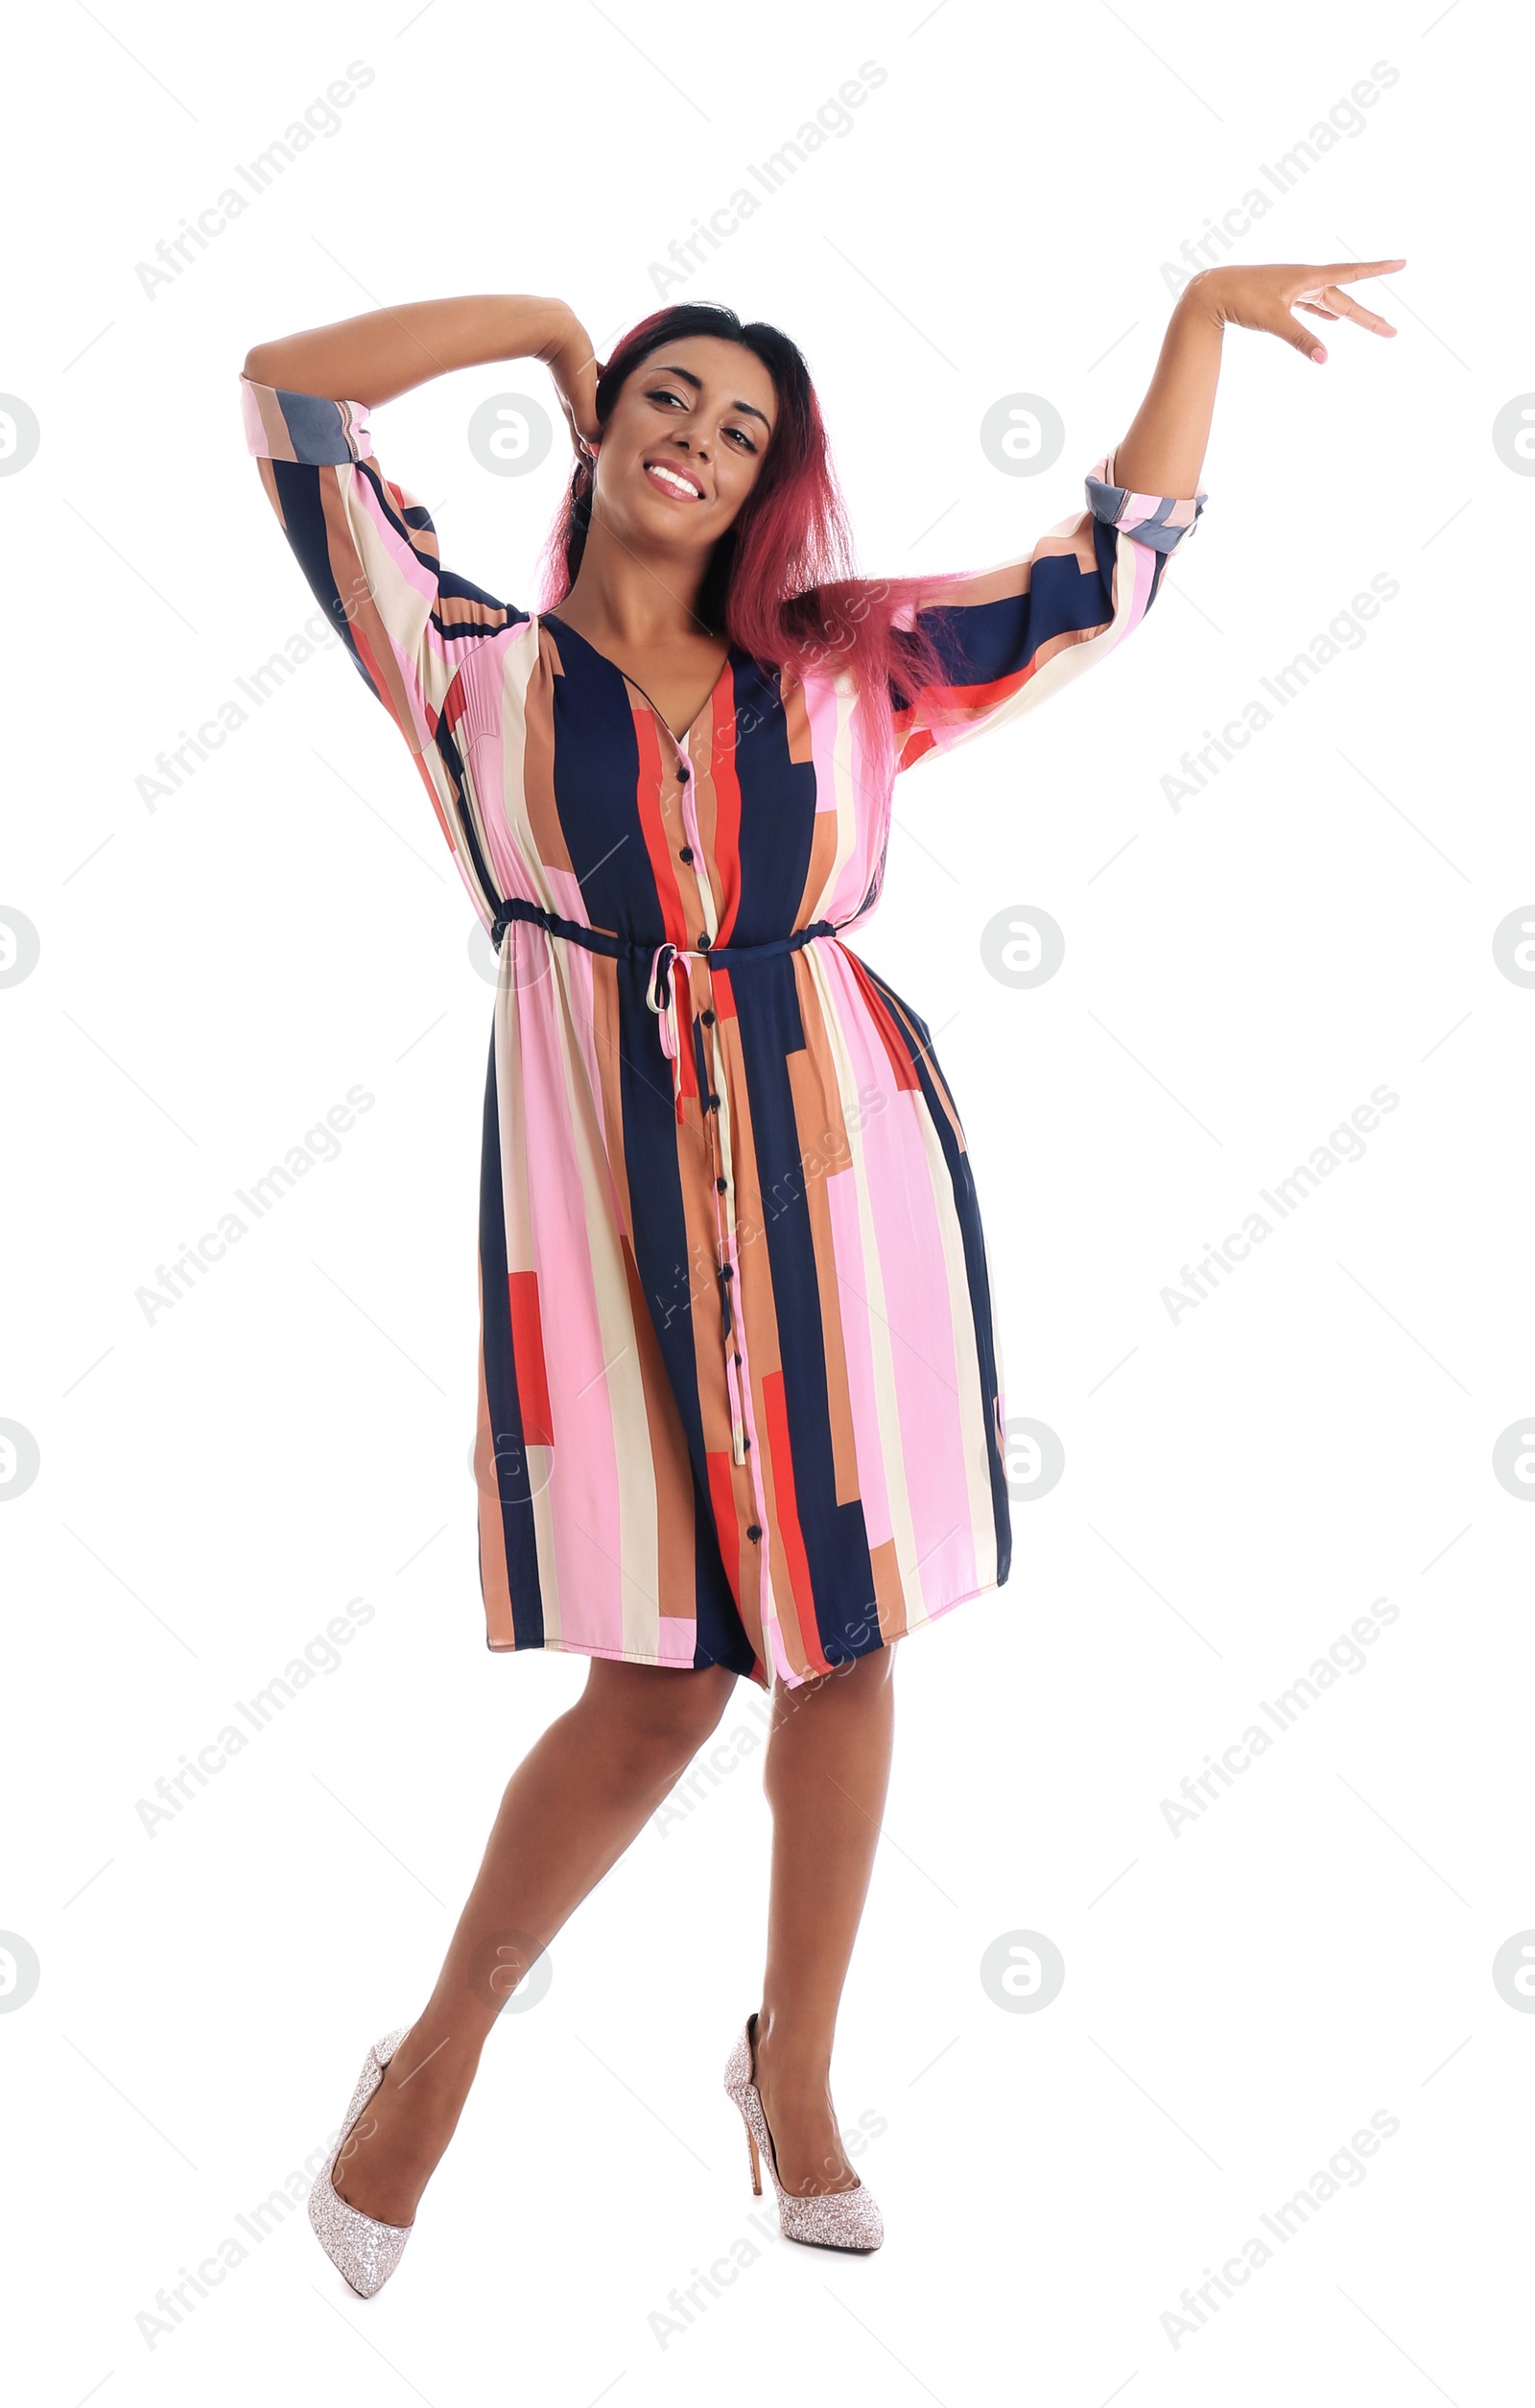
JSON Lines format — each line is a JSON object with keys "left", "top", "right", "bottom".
{"left": 541, "top": 610, "right": 734, "bottom": 747}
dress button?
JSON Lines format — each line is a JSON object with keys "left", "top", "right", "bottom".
{"left": 677, "top": 761, "right": 691, "bottom": 781}
{"left": 733, "top": 1352, "right": 743, "bottom": 1368}
{"left": 716, "top": 1175, "right": 727, "bottom": 1193}
{"left": 701, "top": 1008, "right": 716, "bottom": 1026}
{"left": 706, "top": 1093, "right": 720, "bottom": 1111}
{"left": 746, "top": 1523, "right": 762, "bottom": 1541}
{"left": 679, "top": 844, "right": 694, "bottom": 863}
{"left": 697, "top": 933, "right": 711, "bottom": 950}
{"left": 720, "top": 1263, "right": 734, "bottom": 1282}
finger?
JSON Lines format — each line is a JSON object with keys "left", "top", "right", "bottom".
{"left": 1273, "top": 310, "right": 1332, "bottom": 363}
{"left": 1312, "top": 286, "right": 1398, "bottom": 336}
{"left": 1308, "top": 258, "right": 1407, "bottom": 286}
{"left": 555, "top": 386, "right": 600, "bottom": 456}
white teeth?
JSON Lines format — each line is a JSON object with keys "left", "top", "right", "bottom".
{"left": 647, "top": 462, "right": 700, "bottom": 499}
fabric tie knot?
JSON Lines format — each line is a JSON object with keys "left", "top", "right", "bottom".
{"left": 646, "top": 940, "right": 692, "bottom": 1123}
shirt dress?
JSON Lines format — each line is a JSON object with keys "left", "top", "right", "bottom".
{"left": 241, "top": 374, "right": 1204, "bottom": 1689}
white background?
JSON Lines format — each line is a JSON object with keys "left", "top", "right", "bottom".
{"left": 3, "top": 1, "right": 1529, "bottom": 2400}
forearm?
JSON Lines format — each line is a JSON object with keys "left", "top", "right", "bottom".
{"left": 241, "top": 295, "right": 572, "bottom": 408}
{"left": 1109, "top": 279, "right": 1224, "bottom": 499}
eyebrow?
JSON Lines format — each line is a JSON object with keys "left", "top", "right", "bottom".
{"left": 649, "top": 361, "right": 772, "bottom": 432}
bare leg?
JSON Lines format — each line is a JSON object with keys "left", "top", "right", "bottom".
{"left": 331, "top": 1658, "right": 738, "bottom": 2225}
{"left": 751, "top": 1646, "right": 895, "bottom": 2197}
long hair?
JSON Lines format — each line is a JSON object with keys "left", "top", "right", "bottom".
{"left": 532, "top": 301, "right": 970, "bottom": 790}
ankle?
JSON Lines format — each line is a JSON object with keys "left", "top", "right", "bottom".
{"left": 390, "top": 2024, "right": 482, "bottom": 2100}
{"left": 752, "top": 2015, "right": 832, "bottom": 2090}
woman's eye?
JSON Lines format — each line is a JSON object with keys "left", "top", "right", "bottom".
{"left": 647, "top": 388, "right": 756, "bottom": 451}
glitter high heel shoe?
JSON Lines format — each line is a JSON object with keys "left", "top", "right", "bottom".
{"left": 309, "top": 2027, "right": 415, "bottom": 2298}
{"left": 722, "top": 2012, "right": 884, "bottom": 2252}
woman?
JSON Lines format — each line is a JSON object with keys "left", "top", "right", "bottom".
{"left": 240, "top": 258, "right": 1403, "bottom": 2296}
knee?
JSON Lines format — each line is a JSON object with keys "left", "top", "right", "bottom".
{"left": 777, "top": 1646, "right": 895, "bottom": 1707}
{"left": 581, "top": 1663, "right": 738, "bottom": 1783}
{"left": 842, "top": 1644, "right": 895, "bottom": 1692}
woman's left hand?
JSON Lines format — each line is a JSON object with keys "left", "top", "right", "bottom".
{"left": 536, "top": 305, "right": 605, "bottom": 462}
{"left": 1183, "top": 259, "right": 1407, "bottom": 364}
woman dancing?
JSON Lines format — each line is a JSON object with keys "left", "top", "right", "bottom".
{"left": 240, "top": 254, "right": 1403, "bottom": 2294}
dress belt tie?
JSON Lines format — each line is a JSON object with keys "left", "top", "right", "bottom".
{"left": 490, "top": 895, "right": 842, "bottom": 1122}
{"left": 490, "top": 893, "right": 847, "bottom": 1483}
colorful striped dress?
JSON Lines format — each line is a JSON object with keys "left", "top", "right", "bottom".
{"left": 241, "top": 375, "right": 1204, "bottom": 1689}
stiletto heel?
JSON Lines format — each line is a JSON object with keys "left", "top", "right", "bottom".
{"left": 722, "top": 2011, "right": 884, "bottom": 2252}
{"left": 309, "top": 2027, "right": 416, "bottom": 2298}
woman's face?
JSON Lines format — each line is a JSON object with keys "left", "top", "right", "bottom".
{"left": 592, "top": 335, "right": 779, "bottom": 554}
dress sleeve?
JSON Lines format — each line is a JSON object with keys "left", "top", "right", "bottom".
{"left": 888, "top": 454, "right": 1206, "bottom": 773}
{"left": 240, "top": 375, "right": 523, "bottom": 758}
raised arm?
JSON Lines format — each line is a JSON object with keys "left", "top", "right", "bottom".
{"left": 1112, "top": 257, "right": 1406, "bottom": 495}
{"left": 243, "top": 295, "right": 602, "bottom": 449}
{"left": 237, "top": 296, "right": 591, "bottom": 812}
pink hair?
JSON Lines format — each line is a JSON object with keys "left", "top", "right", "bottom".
{"left": 533, "top": 301, "right": 972, "bottom": 789}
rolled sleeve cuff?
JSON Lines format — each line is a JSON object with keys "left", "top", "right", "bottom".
{"left": 240, "top": 375, "right": 373, "bottom": 465}
{"left": 1085, "top": 455, "right": 1206, "bottom": 553}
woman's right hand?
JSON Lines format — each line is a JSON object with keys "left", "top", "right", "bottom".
{"left": 537, "top": 305, "right": 603, "bottom": 465}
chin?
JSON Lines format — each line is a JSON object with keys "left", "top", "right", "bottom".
{"left": 633, "top": 504, "right": 714, "bottom": 547}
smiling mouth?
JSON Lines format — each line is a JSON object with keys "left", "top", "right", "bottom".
{"left": 643, "top": 460, "right": 705, "bottom": 502}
